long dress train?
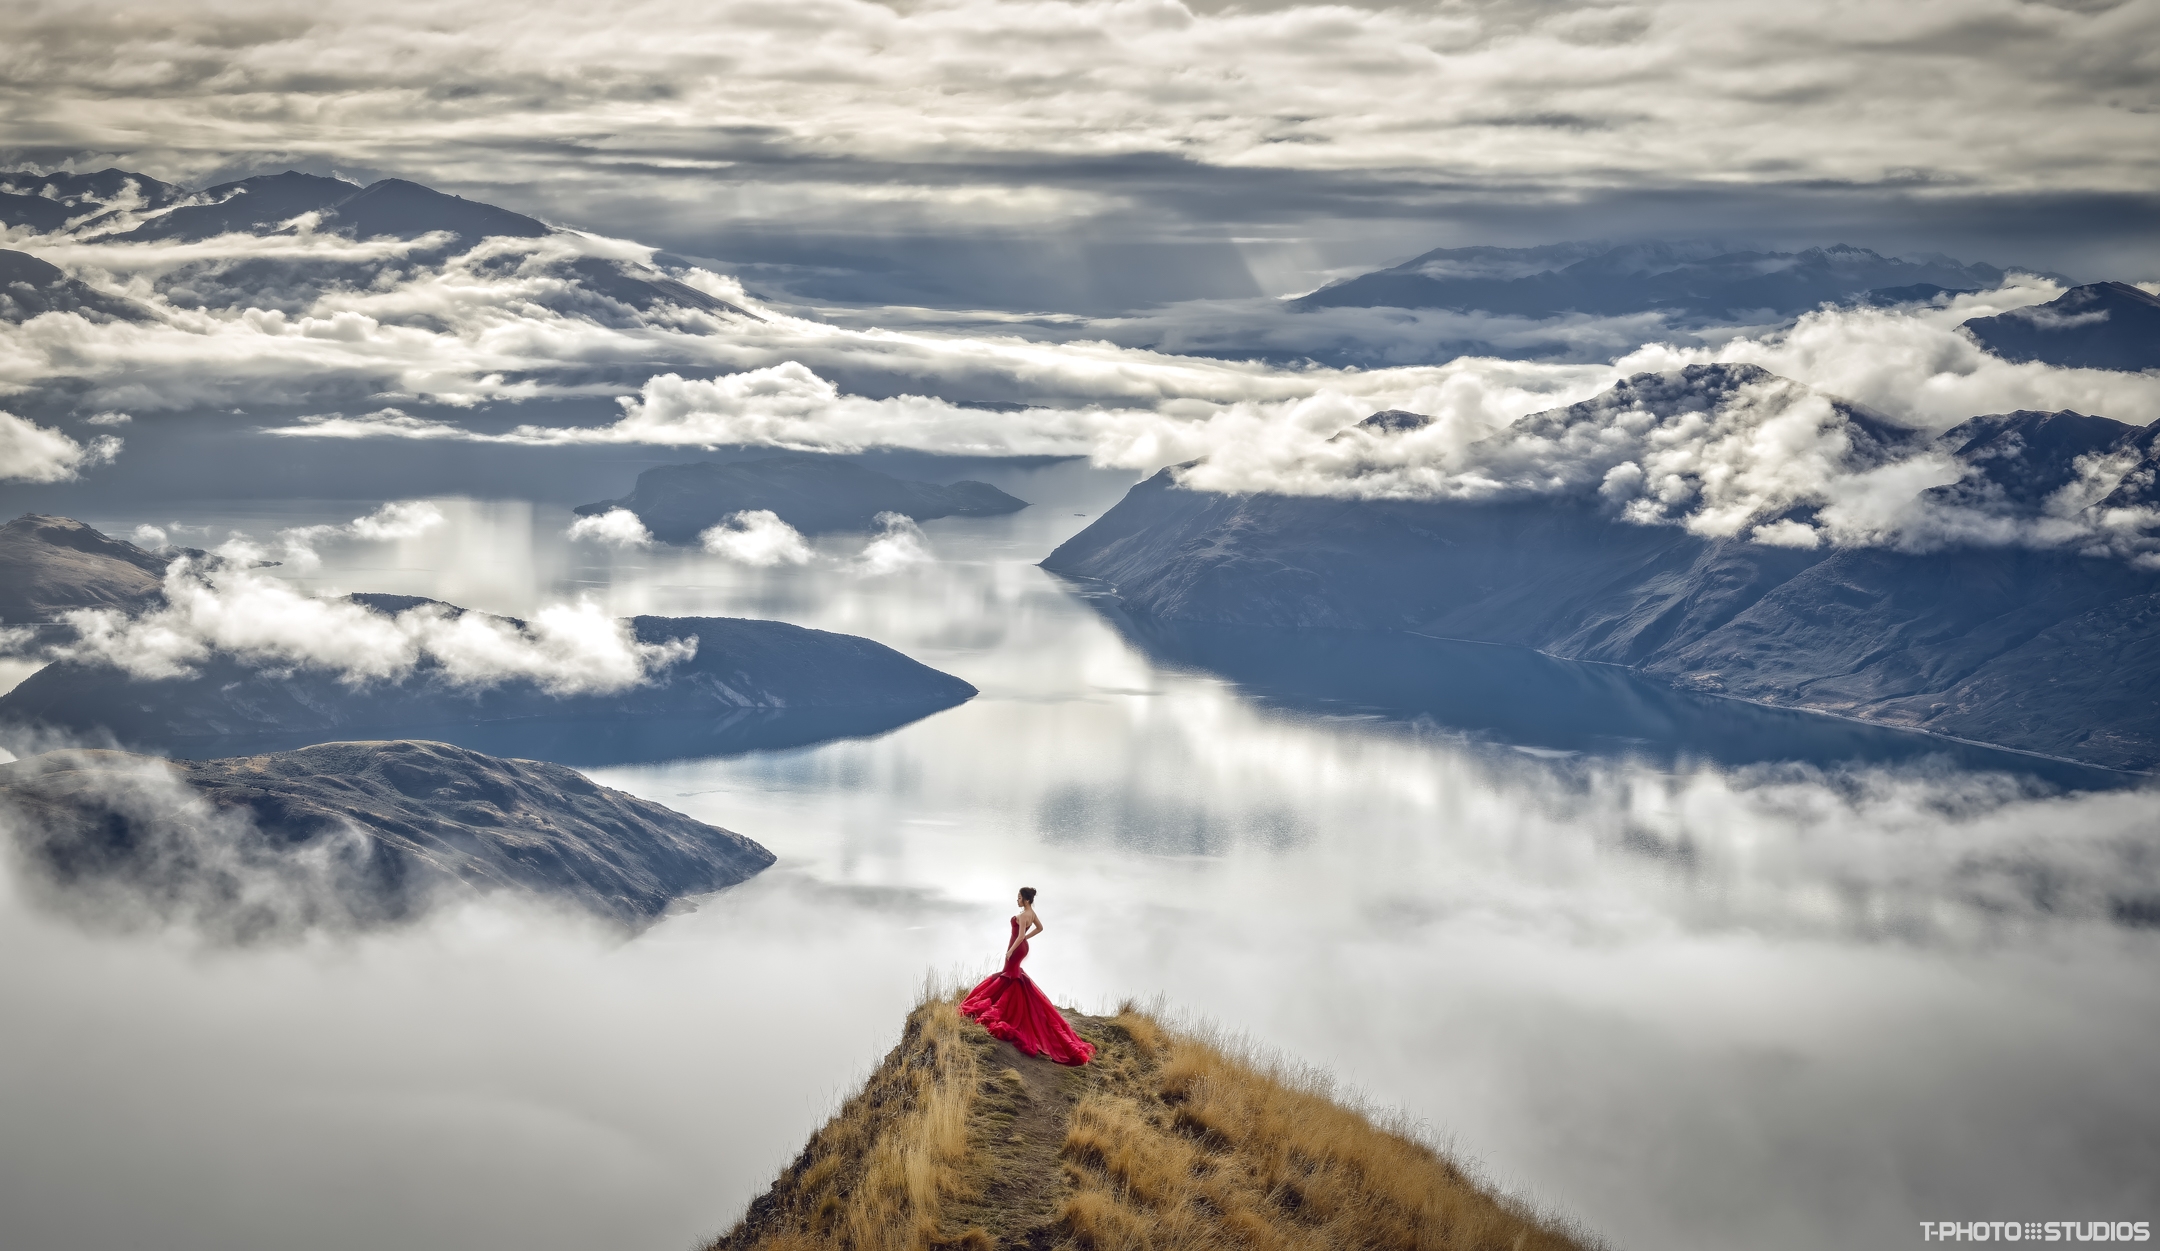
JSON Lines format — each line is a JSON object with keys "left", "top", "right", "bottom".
{"left": 960, "top": 916, "right": 1095, "bottom": 1066}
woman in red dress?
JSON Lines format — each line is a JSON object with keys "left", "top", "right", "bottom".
{"left": 959, "top": 887, "right": 1095, "bottom": 1066}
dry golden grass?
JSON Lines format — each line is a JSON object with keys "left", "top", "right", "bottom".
{"left": 709, "top": 994, "right": 1595, "bottom": 1251}
{"left": 713, "top": 997, "right": 983, "bottom": 1251}
{"left": 1053, "top": 1005, "right": 1589, "bottom": 1251}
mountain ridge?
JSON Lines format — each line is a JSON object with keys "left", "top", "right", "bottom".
{"left": 0, "top": 738, "right": 774, "bottom": 935}
{"left": 1293, "top": 240, "right": 2018, "bottom": 320}
{"left": 1961, "top": 281, "right": 2160, "bottom": 373}
{"left": 1, "top": 165, "right": 750, "bottom": 321}
{"left": 1042, "top": 368, "right": 2160, "bottom": 770}
{"left": 711, "top": 995, "right": 1593, "bottom": 1251}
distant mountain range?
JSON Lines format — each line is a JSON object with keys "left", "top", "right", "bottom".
{"left": 1044, "top": 364, "right": 2160, "bottom": 771}
{"left": 0, "top": 166, "right": 745, "bottom": 323}
{"left": 1961, "top": 281, "right": 2160, "bottom": 373}
{"left": 0, "top": 249, "right": 151, "bottom": 322}
{"left": 1293, "top": 241, "right": 2016, "bottom": 321}
{"left": 0, "top": 167, "right": 185, "bottom": 233}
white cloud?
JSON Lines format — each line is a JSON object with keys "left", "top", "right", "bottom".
{"left": 58, "top": 557, "right": 694, "bottom": 696}
{"left": 8, "top": 217, "right": 2160, "bottom": 564}
{"left": 3, "top": 0, "right": 2154, "bottom": 245}
{"left": 853, "top": 512, "right": 932, "bottom": 576}
{"left": 566, "top": 508, "right": 656, "bottom": 548}
{"left": 345, "top": 500, "right": 445, "bottom": 541}
{"left": 0, "top": 411, "right": 122, "bottom": 483}
{"left": 698, "top": 510, "right": 812, "bottom": 567}
{"left": 267, "top": 501, "right": 447, "bottom": 569}
{"left": 1630, "top": 279, "right": 2160, "bottom": 433}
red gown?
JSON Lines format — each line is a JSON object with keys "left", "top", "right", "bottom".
{"left": 960, "top": 916, "right": 1095, "bottom": 1066}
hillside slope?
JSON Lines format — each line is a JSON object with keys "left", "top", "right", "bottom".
{"left": 1042, "top": 371, "right": 2160, "bottom": 771}
{"left": 0, "top": 739, "right": 774, "bottom": 935}
{"left": 1960, "top": 281, "right": 2160, "bottom": 372}
{"left": 714, "top": 997, "right": 1591, "bottom": 1251}
{"left": 0, "top": 513, "right": 170, "bottom": 624}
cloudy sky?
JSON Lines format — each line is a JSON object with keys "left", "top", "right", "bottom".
{"left": 6, "top": 0, "right": 2158, "bottom": 311}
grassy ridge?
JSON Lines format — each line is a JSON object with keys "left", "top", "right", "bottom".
{"left": 712, "top": 995, "right": 1593, "bottom": 1251}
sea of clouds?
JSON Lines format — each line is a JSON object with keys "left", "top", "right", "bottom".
{"left": 6, "top": 216, "right": 2160, "bottom": 562}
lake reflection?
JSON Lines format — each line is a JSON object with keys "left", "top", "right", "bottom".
{"left": 5, "top": 458, "right": 2156, "bottom": 1251}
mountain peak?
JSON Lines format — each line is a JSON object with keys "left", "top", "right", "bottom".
{"left": 711, "top": 995, "right": 1591, "bottom": 1251}
{"left": 325, "top": 178, "right": 550, "bottom": 242}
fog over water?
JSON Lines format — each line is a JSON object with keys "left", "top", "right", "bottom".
{"left": 3, "top": 459, "right": 2159, "bottom": 1251}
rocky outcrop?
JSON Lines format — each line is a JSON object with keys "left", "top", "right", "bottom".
{"left": 577, "top": 454, "right": 1028, "bottom": 541}
{"left": 0, "top": 739, "right": 775, "bottom": 935}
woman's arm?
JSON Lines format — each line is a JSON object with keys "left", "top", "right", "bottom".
{"left": 1019, "top": 907, "right": 1044, "bottom": 944}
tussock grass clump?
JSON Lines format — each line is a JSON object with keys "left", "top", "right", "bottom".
{"left": 711, "top": 994, "right": 1594, "bottom": 1251}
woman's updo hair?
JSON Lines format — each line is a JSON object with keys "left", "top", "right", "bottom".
{"left": 1018, "top": 886, "right": 1037, "bottom": 904}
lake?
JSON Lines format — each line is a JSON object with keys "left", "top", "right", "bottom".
{"left": 2, "top": 451, "right": 2156, "bottom": 1251}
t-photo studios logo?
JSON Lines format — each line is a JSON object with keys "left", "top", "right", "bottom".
{"left": 1921, "top": 1222, "right": 2152, "bottom": 1243}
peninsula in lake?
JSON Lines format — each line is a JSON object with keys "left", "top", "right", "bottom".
{"left": 0, "top": 520, "right": 979, "bottom": 764}
{"left": 0, "top": 739, "right": 774, "bottom": 937}
{"left": 577, "top": 454, "right": 1029, "bottom": 542}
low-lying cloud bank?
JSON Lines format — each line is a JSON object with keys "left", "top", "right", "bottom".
{"left": 569, "top": 505, "right": 919, "bottom": 572}
{"left": 52, "top": 542, "right": 692, "bottom": 696}
{"left": 260, "top": 282, "right": 2160, "bottom": 559}
{"left": 10, "top": 223, "right": 2160, "bottom": 559}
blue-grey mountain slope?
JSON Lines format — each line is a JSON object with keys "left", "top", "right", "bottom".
{"left": 0, "top": 165, "right": 747, "bottom": 323}
{"left": 1961, "top": 282, "right": 2160, "bottom": 373}
{"left": 0, "top": 168, "right": 185, "bottom": 233}
{"left": 1293, "top": 241, "right": 2009, "bottom": 320}
{"left": 1044, "top": 367, "right": 2160, "bottom": 770}
{"left": 0, "top": 739, "right": 774, "bottom": 935}
{"left": 0, "top": 250, "right": 151, "bottom": 322}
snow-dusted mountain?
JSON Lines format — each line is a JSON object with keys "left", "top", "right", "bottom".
{"left": 1, "top": 166, "right": 746, "bottom": 324}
